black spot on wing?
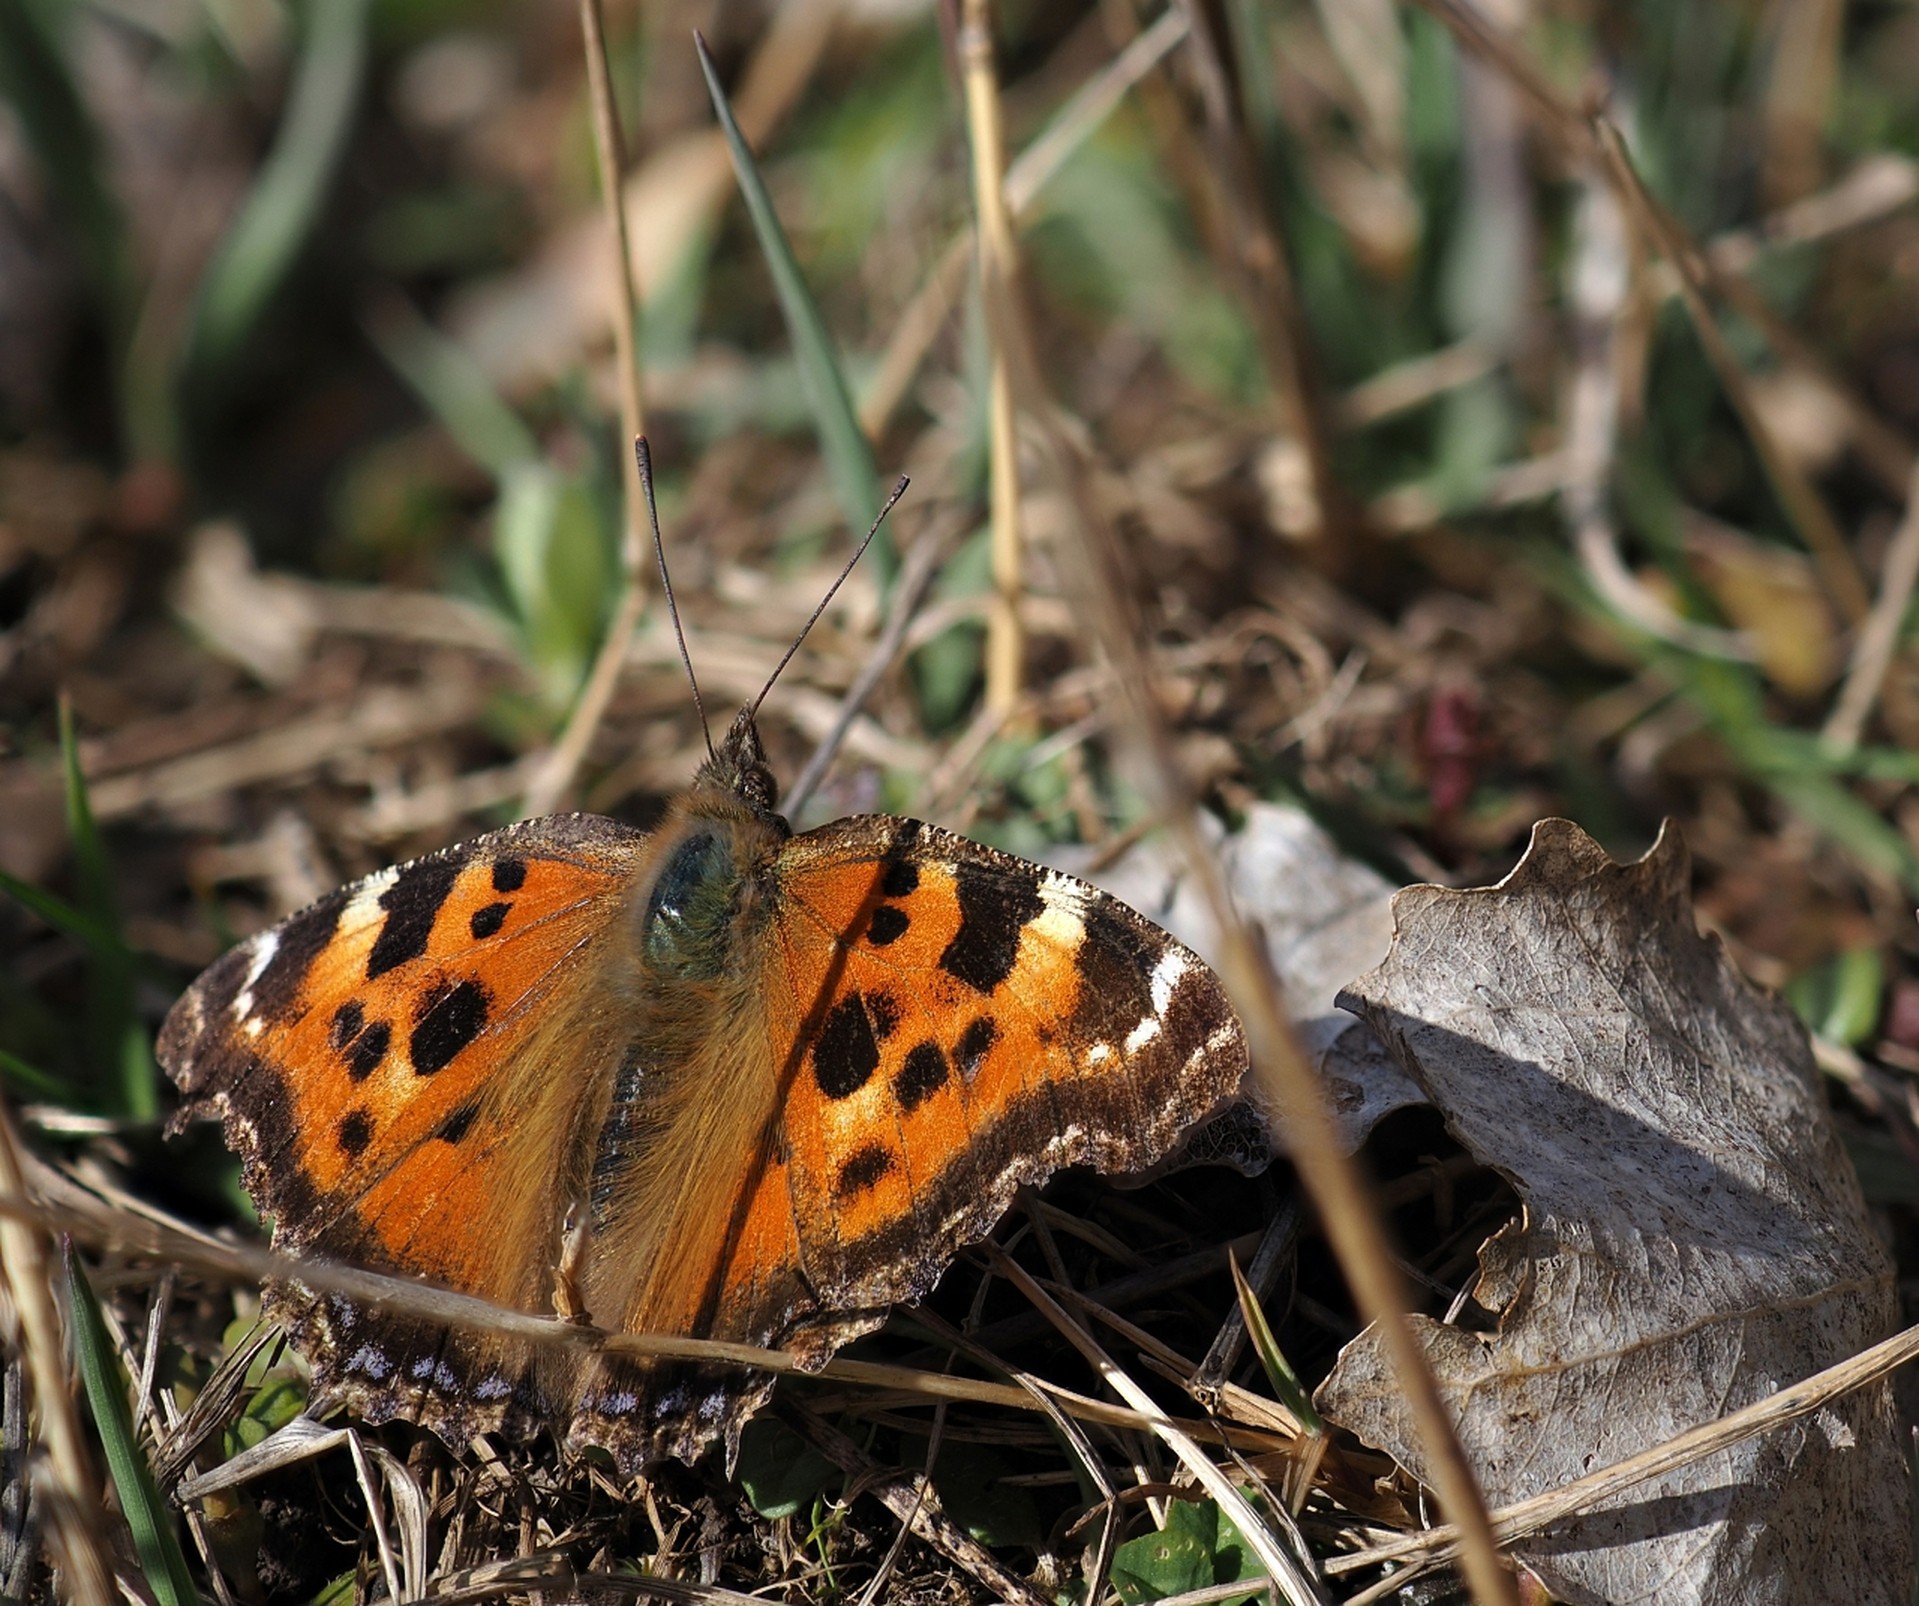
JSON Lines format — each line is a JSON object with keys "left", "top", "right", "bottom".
{"left": 434, "top": 1101, "right": 479, "bottom": 1144}
{"left": 337, "top": 1109, "right": 373, "bottom": 1158}
{"left": 939, "top": 861, "right": 1042, "bottom": 994}
{"left": 836, "top": 1144, "right": 895, "bottom": 1198}
{"left": 814, "top": 994, "right": 880, "bottom": 1100}
{"left": 878, "top": 823, "right": 923, "bottom": 899}
{"left": 866, "top": 990, "right": 902, "bottom": 1041}
{"left": 367, "top": 858, "right": 463, "bottom": 980}
{"left": 896, "top": 1041, "right": 949, "bottom": 1112}
{"left": 411, "top": 979, "right": 489, "bottom": 1075}
{"left": 329, "top": 1001, "right": 364, "bottom": 1050}
{"left": 332, "top": 1000, "right": 391, "bottom": 1080}
{"left": 492, "top": 857, "right": 527, "bottom": 893}
{"left": 1069, "top": 904, "right": 1161, "bottom": 1049}
{"left": 955, "top": 1016, "right": 998, "bottom": 1080}
{"left": 866, "top": 905, "right": 909, "bottom": 946}
{"left": 469, "top": 902, "right": 511, "bottom": 940}
{"left": 248, "top": 888, "right": 348, "bottom": 1020}
{"left": 344, "top": 1018, "right": 391, "bottom": 1082}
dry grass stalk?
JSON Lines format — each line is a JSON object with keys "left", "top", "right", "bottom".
{"left": 959, "top": 0, "right": 1027, "bottom": 718}
{"left": 1696, "top": 187, "right": 1919, "bottom": 502}
{"left": 792, "top": 1404, "right": 1050, "bottom": 1606}
{"left": 1706, "top": 154, "right": 1919, "bottom": 276}
{"left": 1562, "top": 171, "right": 1754, "bottom": 660}
{"left": 1822, "top": 465, "right": 1919, "bottom": 753}
{"left": 1005, "top": 7, "right": 1189, "bottom": 218}
{"left": 1607, "top": 165, "right": 1919, "bottom": 503}
{"left": 966, "top": 304, "right": 1520, "bottom": 1595}
{"left": 1172, "top": 0, "right": 1343, "bottom": 547}
{"left": 342, "top": 1430, "right": 412, "bottom": 1603}
{"left": 1759, "top": 0, "right": 1845, "bottom": 207}
{"left": 1594, "top": 120, "right": 1872, "bottom": 625}
{"left": 783, "top": 505, "right": 961, "bottom": 817}
{"left": 20, "top": 9, "right": 1910, "bottom": 1597}
{"left": 86, "top": 677, "right": 486, "bottom": 822}
{"left": 1407, "top": 0, "right": 1907, "bottom": 605}
{"left": 860, "top": 5, "right": 1189, "bottom": 441}
{"left": 1192, "top": 1204, "right": 1302, "bottom": 1412}
{"left": 0, "top": 1102, "right": 113, "bottom": 1606}
{"left": 5, "top": 1181, "right": 1290, "bottom": 1458}
{"left": 991, "top": 1251, "right": 1324, "bottom": 1606}
{"left": 1337, "top": 339, "right": 1500, "bottom": 429}
{"left": 521, "top": 0, "right": 653, "bottom": 818}
{"left": 849, "top": 1397, "right": 949, "bottom": 1606}
{"left": 957, "top": 227, "right": 1517, "bottom": 1591}
{"left": 1685, "top": 195, "right": 1917, "bottom": 500}
{"left": 901, "top": 1301, "right": 1130, "bottom": 1599}
{"left": 379, "top": 1550, "right": 766, "bottom": 1605}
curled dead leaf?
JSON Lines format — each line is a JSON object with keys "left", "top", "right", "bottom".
{"left": 1317, "top": 819, "right": 1906, "bottom": 1603}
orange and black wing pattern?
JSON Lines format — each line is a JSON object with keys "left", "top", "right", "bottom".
{"left": 727, "top": 813, "right": 1247, "bottom": 1353}
{"left": 159, "top": 812, "right": 646, "bottom": 1442}
{"left": 163, "top": 792, "right": 1248, "bottom": 1473}
{"left": 560, "top": 812, "right": 1246, "bottom": 1471}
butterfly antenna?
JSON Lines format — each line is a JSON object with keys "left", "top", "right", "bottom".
{"left": 638, "top": 436, "right": 714, "bottom": 762}
{"left": 749, "top": 475, "right": 911, "bottom": 721}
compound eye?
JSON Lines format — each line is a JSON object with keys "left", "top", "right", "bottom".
{"left": 742, "top": 763, "right": 779, "bottom": 811}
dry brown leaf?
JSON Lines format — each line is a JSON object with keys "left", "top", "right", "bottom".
{"left": 1317, "top": 819, "right": 1906, "bottom": 1604}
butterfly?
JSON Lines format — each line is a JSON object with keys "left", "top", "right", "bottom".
{"left": 159, "top": 455, "right": 1249, "bottom": 1472}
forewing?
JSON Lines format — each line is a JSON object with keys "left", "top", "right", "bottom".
{"left": 159, "top": 812, "right": 645, "bottom": 1438}
{"left": 731, "top": 815, "right": 1247, "bottom": 1348}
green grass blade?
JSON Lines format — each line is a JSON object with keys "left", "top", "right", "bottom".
{"left": 64, "top": 1244, "right": 201, "bottom": 1606}
{"left": 308, "top": 1571, "right": 357, "bottom": 1606}
{"left": 1787, "top": 947, "right": 1884, "bottom": 1047}
{"left": 0, "top": 0, "right": 155, "bottom": 454}
{"left": 492, "top": 460, "right": 613, "bottom": 707}
{"left": 57, "top": 702, "right": 153, "bottom": 1119}
{"left": 368, "top": 300, "right": 541, "bottom": 480}
{"left": 1765, "top": 770, "right": 1919, "bottom": 897}
{"left": 1833, "top": 746, "right": 1919, "bottom": 785}
{"left": 0, "top": 865, "right": 121, "bottom": 958}
{"left": 1750, "top": 730, "right": 1919, "bottom": 786}
{"left": 0, "top": 1048, "right": 69, "bottom": 1103}
{"left": 59, "top": 700, "right": 113, "bottom": 939}
{"left": 1643, "top": 652, "right": 1919, "bottom": 896}
{"left": 184, "top": 0, "right": 372, "bottom": 387}
{"left": 694, "top": 33, "right": 887, "bottom": 574}
{"left": 1228, "top": 1251, "right": 1324, "bottom": 1435}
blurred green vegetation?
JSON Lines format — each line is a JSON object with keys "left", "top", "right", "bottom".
{"left": 1, "top": 0, "right": 1915, "bottom": 1154}
{"left": 3, "top": 0, "right": 1919, "bottom": 1593}
{"left": 1, "top": 0, "right": 1915, "bottom": 1135}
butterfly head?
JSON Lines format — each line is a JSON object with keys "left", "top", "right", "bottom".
{"left": 694, "top": 706, "right": 780, "bottom": 817}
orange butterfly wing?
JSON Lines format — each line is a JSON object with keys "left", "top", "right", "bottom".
{"left": 705, "top": 813, "right": 1245, "bottom": 1352}
{"left": 164, "top": 792, "right": 1247, "bottom": 1471}
{"left": 560, "top": 812, "right": 1246, "bottom": 1469}
{"left": 160, "top": 813, "right": 646, "bottom": 1438}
